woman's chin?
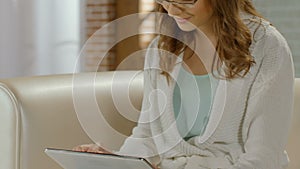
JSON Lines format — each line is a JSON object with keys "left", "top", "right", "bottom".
{"left": 176, "top": 22, "right": 197, "bottom": 32}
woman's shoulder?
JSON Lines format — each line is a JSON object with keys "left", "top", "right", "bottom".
{"left": 144, "top": 36, "right": 161, "bottom": 69}
{"left": 248, "top": 18, "right": 293, "bottom": 80}
{"left": 240, "top": 13, "right": 293, "bottom": 78}
{"left": 244, "top": 15, "right": 290, "bottom": 51}
{"left": 243, "top": 14, "right": 291, "bottom": 60}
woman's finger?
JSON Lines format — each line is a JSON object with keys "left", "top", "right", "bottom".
{"left": 72, "top": 144, "right": 113, "bottom": 154}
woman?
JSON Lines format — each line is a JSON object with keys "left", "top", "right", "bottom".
{"left": 74, "top": 0, "right": 294, "bottom": 168}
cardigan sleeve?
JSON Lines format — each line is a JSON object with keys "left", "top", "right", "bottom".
{"left": 116, "top": 37, "right": 160, "bottom": 165}
{"left": 229, "top": 27, "right": 294, "bottom": 169}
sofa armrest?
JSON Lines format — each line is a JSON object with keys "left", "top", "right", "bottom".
{"left": 0, "top": 74, "right": 96, "bottom": 169}
{"left": 0, "top": 71, "right": 144, "bottom": 169}
{"left": 0, "top": 84, "right": 20, "bottom": 169}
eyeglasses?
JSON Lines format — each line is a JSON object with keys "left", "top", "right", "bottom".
{"left": 156, "top": 0, "right": 197, "bottom": 9}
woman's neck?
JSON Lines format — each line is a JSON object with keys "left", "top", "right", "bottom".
{"left": 200, "top": 28, "right": 218, "bottom": 48}
{"left": 197, "top": 20, "right": 218, "bottom": 48}
{"left": 182, "top": 26, "right": 218, "bottom": 75}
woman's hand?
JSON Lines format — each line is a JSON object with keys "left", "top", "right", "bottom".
{"left": 73, "top": 144, "right": 160, "bottom": 168}
{"left": 151, "top": 164, "right": 160, "bottom": 169}
{"left": 72, "top": 143, "right": 113, "bottom": 154}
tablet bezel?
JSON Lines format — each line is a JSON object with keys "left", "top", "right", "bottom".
{"left": 45, "top": 148, "right": 154, "bottom": 169}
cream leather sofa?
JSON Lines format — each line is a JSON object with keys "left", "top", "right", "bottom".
{"left": 0, "top": 71, "right": 299, "bottom": 169}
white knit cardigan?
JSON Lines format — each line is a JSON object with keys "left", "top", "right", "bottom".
{"left": 117, "top": 16, "right": 295, "bottom": 169}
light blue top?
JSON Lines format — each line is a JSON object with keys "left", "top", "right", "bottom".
{"left": 173, "top": 66, "right": 218, "bottom": 141}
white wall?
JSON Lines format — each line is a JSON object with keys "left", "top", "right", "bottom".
{"left": 0, "top": 0, "right": 80, "bottom": 78}
{"left": 0, "top": 0, "right": 24, "bottom": 78}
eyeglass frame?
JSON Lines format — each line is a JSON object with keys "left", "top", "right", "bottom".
{"left": 156, "top": 0, "right": 198, "bottom": 8}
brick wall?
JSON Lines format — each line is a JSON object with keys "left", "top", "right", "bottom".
{"left": 81, "top": 0, "right": 116, "bottom": 72}
{"left": 139, "top": 0, "right": 156, "bottom": 49}
{"left": 81, "top": 0, "right": 156, "bottom": 71}
{"left": 253, "top": 0, "right": 300, "bottom": 77}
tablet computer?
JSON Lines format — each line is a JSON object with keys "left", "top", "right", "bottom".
{"left": 45, "top": 148, "right": 154, "bottom": 169}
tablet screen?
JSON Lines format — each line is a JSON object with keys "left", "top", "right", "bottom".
{"left": 45, "top": 148, "right": 154, "bottom": 169}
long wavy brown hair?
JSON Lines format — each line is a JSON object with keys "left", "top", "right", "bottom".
{"left": 156, "top": 0, "right": 264, "bottom": 84}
